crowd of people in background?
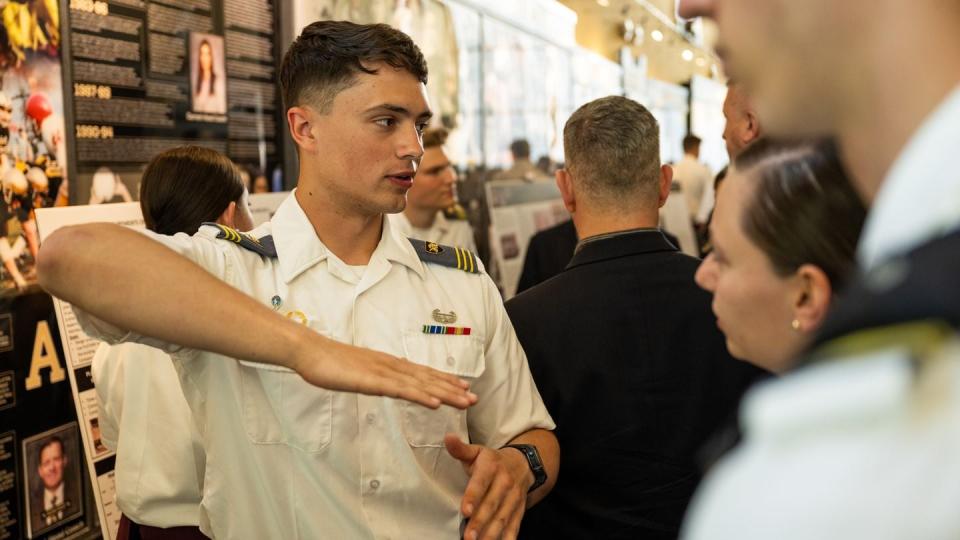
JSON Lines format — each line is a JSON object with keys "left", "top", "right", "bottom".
{"left": 33, "top": 0, "right": 960, "bottom": 537}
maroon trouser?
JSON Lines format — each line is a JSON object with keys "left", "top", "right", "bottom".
{"left": 117, "top": 514, "right": 209, "bottom": 540}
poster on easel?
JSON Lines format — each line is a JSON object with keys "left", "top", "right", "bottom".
{"left": 36, "top": 202, "right": 144, "bottom": 540}
{"left": 484, "top": 179, "right": 567, "bottom": 299}
{"left": 248, "top": 190, "right": 287, "bottom": 227}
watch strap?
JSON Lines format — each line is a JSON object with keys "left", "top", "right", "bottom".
{"left": 503, "top": 443, "right": 547, "bottom": 493}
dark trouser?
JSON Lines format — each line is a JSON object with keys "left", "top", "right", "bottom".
{"left": 117, "top": 514, "right": 209, "bottom": 540}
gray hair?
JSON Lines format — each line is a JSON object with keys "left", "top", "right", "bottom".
{"left": 563, "top": 96, "right": 661, "bottom": 208}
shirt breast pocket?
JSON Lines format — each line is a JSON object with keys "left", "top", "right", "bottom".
{"left": 237, "top": 329, "right": 333, "bottom": 453}
{"left": 401, "top": 330, "right": 485, "bottom": 447}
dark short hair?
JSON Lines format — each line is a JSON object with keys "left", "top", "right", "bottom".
{"left": 683, "top": 134, "right": 702, "bottom": 152}
{"left": 140, "top": 146, "right": 245, "bottom": 235}
{"left": 279, "top": 20, "right": 428, "bottom": 113}
{"left": 38, "top": 436, "right": 64, "bottom": 458}
{"left": 735, "top": 138, "right": 866, "bottom": 290}
{"left": 421, "top": 127, "right": 448, "bottom": 149}
{"left": 563, "top": 96, "right": 661, "bottom": 207}
{"left": 509, "top": 139, "right": 531, "bottom": 159}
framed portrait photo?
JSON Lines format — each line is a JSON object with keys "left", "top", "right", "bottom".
{"left": 22, "top": 423, "right": 84, "bottom": 538}
{"left": 189, "top": 32, "right": 227, "bottom": 115}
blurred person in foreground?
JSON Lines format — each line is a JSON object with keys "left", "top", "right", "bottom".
{"left": 94, "top": 146, "right": 253, "bottom": 540}
{"left": 506, "top": 96, "right": 763, "bottom": 539}
{"left": 696, "top": 138, "right": 866, "bottom": 373}
{"left": 680, "top": 0, "right": 960, "bottom": 537}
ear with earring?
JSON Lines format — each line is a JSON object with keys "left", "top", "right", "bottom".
{"left": 791, "top": 319, "right": 801, "bottom": 331}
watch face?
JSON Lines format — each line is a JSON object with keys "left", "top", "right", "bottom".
{"left": 525, "top": 446, "right": 544, "bottom": 468}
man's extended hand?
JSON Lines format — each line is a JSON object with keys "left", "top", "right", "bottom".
{"left": 445, "top": 434, "right": 533, "bottom": 540}
{"left": 294, "top": 337, "right": 478, "bottom": 410}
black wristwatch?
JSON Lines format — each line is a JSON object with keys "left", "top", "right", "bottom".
{"left": 503, "top": 444, "right": 547, "bottom": 493}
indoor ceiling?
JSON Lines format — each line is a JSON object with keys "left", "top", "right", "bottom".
{"left": 558, "top": 0, "right": 722, "bottom": 83}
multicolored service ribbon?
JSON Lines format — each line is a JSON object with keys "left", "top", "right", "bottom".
{"left": 422, "top": 325, "right": 472, "bottom": 335}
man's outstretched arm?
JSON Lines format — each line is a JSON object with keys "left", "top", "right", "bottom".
{"left": 38, "top": 223, "right": 477, "bottom": 409}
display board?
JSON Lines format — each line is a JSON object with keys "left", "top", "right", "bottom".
{"left": 64, "top": 0, "right": 284, "bottom": 204}
{"left": 485, "top": 179, "right": 567, "bottom": 299}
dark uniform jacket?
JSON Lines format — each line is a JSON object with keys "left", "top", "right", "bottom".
{"left": 516, "top": 220, "right": 578, "bottom": 294}
{"left": 506, "top": 229, "right": 764, "bottom": 539}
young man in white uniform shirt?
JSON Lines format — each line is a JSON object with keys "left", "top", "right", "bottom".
{"left": 389, "top": 127, "right": 477, "bottom": 251}
{"left": 39, "top": 21, "right": 557, "bottom": 540}
{"left": 677, "top": 0, "right": 960, "bottom": 538}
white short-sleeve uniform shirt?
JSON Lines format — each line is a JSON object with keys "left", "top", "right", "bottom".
{"left": 93, "top": 342, "right": 205, "bottom": 527}
{"left": 80, "top": 192, "right": 554, "bottom": 540}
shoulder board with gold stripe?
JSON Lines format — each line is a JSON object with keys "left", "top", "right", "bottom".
{"left": 202, "top": 222, "right": 277, "bottom": 258}
{"left": 408, "top": 238, "right": 479, "bottom": 274}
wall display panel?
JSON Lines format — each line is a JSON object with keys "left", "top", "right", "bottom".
{"left": 0, "top": 0, "right": 70, "bottom": 298}
{"left": 0, "top": 10, "right": 101, "bottom": 536}
{"left": 690, "top": 74, "right": 727, "bottom": 174}
{"left": 644, "top": 78, "right": 688, "bottom": 166}
{"left": 571, "top": 48, "right": 623, "bottom": 109}
{"left": 446, "top": 1, "right": 481, "bottom": 166}
{"left": 0, "top": 287, "right": 101, "bottom": 539}
{"left": 481, "top": 17, "right": 571, "bottom": 168}
{"left": 622, "top": 49, "right": 649, "bottom": 104}
{"left": 64, "top": 0, "right": 284, "bottom": 205}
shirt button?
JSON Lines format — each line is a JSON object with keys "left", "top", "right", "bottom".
{"left": 365, "top": 413, "right": 376, "bottom": 425}
{"left": 370, "top": 479, "right": 380, "bottom": 489}
{"left": 446, "top": 356, "right": 455, "bottom": 366}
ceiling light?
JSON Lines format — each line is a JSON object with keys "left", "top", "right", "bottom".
{"left": 682, "top": 49, "right": 694, "bottom": 61}
{"left": 651, "top": 29, "right": 664, "bottom": 42}
{"left": 597, "top": 0, "right": 610, "bottom": 7}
